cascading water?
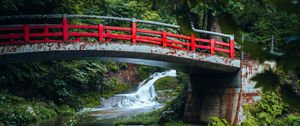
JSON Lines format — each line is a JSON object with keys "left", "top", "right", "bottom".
{"left": 81, "top": 70, "right": 177, "bottom": 122}
{"left": 101, "top": 70, "right": 177, "bottom": 109}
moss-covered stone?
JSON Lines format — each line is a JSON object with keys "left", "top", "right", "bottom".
{"left": 102, "top": 78, "right": 129, "bottom": 98}
{"left": 137, "top": 65, "right": 166, "bottom": 80}
{"left": 57, "top": 105, "right": 75, "bottom": 116}
{"left": 80, "top": 92, "right": 101, "bottom": 108}
{"left": 155, "top": 76, "right": 178, "bottom": 91}
{"left": 154, "top": 72, "right": 189, "bottom": 104}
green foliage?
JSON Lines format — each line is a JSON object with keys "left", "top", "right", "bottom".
{"left": 155, "top": 72, "right": 188, "bottom": 105}
{"left": 277, "top": 114, "right": 300, "bottom": 126}
{"left": 32, "top": 102, "right": 57, "bottom": 120}
{"left": 106, "top": 62, "right": 120, "bottom": 72}
{"left": 80, "top": 92, "right": 101, "bottom": 108}
{"left": 57, "top": 105, "right": 75, "bottom": 116}
{"left": 155, "top": 76, "right": 178, "bottom": 91}
{"left": 241, "top": 91, "right": 300, "bottom": 126}
{"left": 0, "top": 90, "right": 57, "bottom": 125}
{"left": 137, "top": 65, "right": 165, "bottom": 80}
{"left": 250, "top": 66, "right": 300, "bottom": 110}
{"left": 208, "top": 116, "right": 231, "bottom": 126}
{"left": 102, "top": 77, "right": 128, "bottom": 98}
{"left": 176, "top": 72, "right": 190, "bottom": 86}
{"left": 0, "top": 61, "right": 107, "bottom": 109}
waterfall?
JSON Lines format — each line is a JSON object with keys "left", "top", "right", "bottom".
{"left": 101, "top": 70, "right": 177, "bottom": 109}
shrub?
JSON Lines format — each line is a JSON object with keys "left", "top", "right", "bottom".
{"left": 208, "top": 116, "right": 231, "bottom": 126}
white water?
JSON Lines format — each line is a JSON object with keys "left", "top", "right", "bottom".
{"left": 113, "top": 70, "right": 177, "bottom": 108}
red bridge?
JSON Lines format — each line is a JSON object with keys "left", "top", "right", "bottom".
{"left": 0, "top": 14, "right": 235, "bottom": 59}
{"left": 0, "top": 14, "right": 262, "bottom": 126}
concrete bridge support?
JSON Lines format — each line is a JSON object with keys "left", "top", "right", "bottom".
{"left": 184, "top": 69, "right": 240, "bottom": 124}
{"left": 183, "top": 61, "right": 275, "bottom": 125}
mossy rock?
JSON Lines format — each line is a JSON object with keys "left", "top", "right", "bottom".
{"left": 154, "top": 76, "right": 178, "bottom": 91}
{"left": 80, "top": 92, "right": 101, "bottom": 108}
{"left": 102, "top": 78, "right": 129, "bottom": 98}
{"left": 57, "top": 105, "right": 75, "bottom": 116}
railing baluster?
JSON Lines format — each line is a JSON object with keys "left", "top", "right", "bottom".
{"left": 210, "top": 39, "right": 215, "bottom": 55}
{"left": 230, "top": 39, "right": 234, "bottom": 58}
{"left": 76, "top": 37, "right": 81, "bottom": 41}
{"left": 131, "top": 18, "right": 137, "bottom": 44}
{"left": 190, "top": 34, "right": 196, "bottom": 51}
{"left": 44, "top": 25, "right": 49, "bottom": 42}
{"left": 162, "top": 31, "right": 167, "bottom": 47}
{"left": 24, "top": 24, "right": 30, "bottom": 43}
{"left": 98, "top": 24, "right": 104, "bottom": 43}
{"left": 62, "top": 18, "right": 68, "bottom": 41}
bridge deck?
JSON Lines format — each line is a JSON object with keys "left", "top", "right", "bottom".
{"left": 0, "top": 42, "right": 240, "bottom": 72}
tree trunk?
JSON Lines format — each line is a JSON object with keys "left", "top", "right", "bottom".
{"left": 206, "top": 0, "right": 222, "bottom": 41}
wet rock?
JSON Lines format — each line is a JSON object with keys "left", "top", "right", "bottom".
{"left": 26, "top": 106, "right": 36, "bottom": 116}
{"left": 158, "top": 110, "right": 175, "bottom": 124}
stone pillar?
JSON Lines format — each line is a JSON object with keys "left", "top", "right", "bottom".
{"left": 184, "top": 69, "right": 240, "bottom": 125}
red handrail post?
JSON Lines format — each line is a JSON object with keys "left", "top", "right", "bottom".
{"left": 62, "top": 18, "right": 68, "bottom": 41}
{"left": 190, "top": 34, "right": 196, "bottom": 51}
{"left": 230, "top": 39, "right": 235, "bottom": 58}
{"left": 162, "top": 31, "right": 167, "bottom": 47}
{"left": 76, "top": 37, "right": 81, "bottom": 41}
{"left": 44, "top": 25, "right": 49, "bottom": 42}
{"left": 210, "top": 39, "right": 215, "bottom": 55}
{"left": 24, "top": 24, "right": 30, "bottom": 42}
{"left": 98, "top": 24, "right": 104, "bottom": 43}
{"left": 131, "top": 18, "right": 137, "bottom": 44}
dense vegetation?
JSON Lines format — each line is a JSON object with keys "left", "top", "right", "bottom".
{"left": 0, "top": 0, "right": 300, "bottom": 126}
{"left": 242, "top": 91, "right": 300, "bottom": 126}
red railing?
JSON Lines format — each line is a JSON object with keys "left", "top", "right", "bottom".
{"left": 0, "top": 14, "right": 235, "bottom": 58}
